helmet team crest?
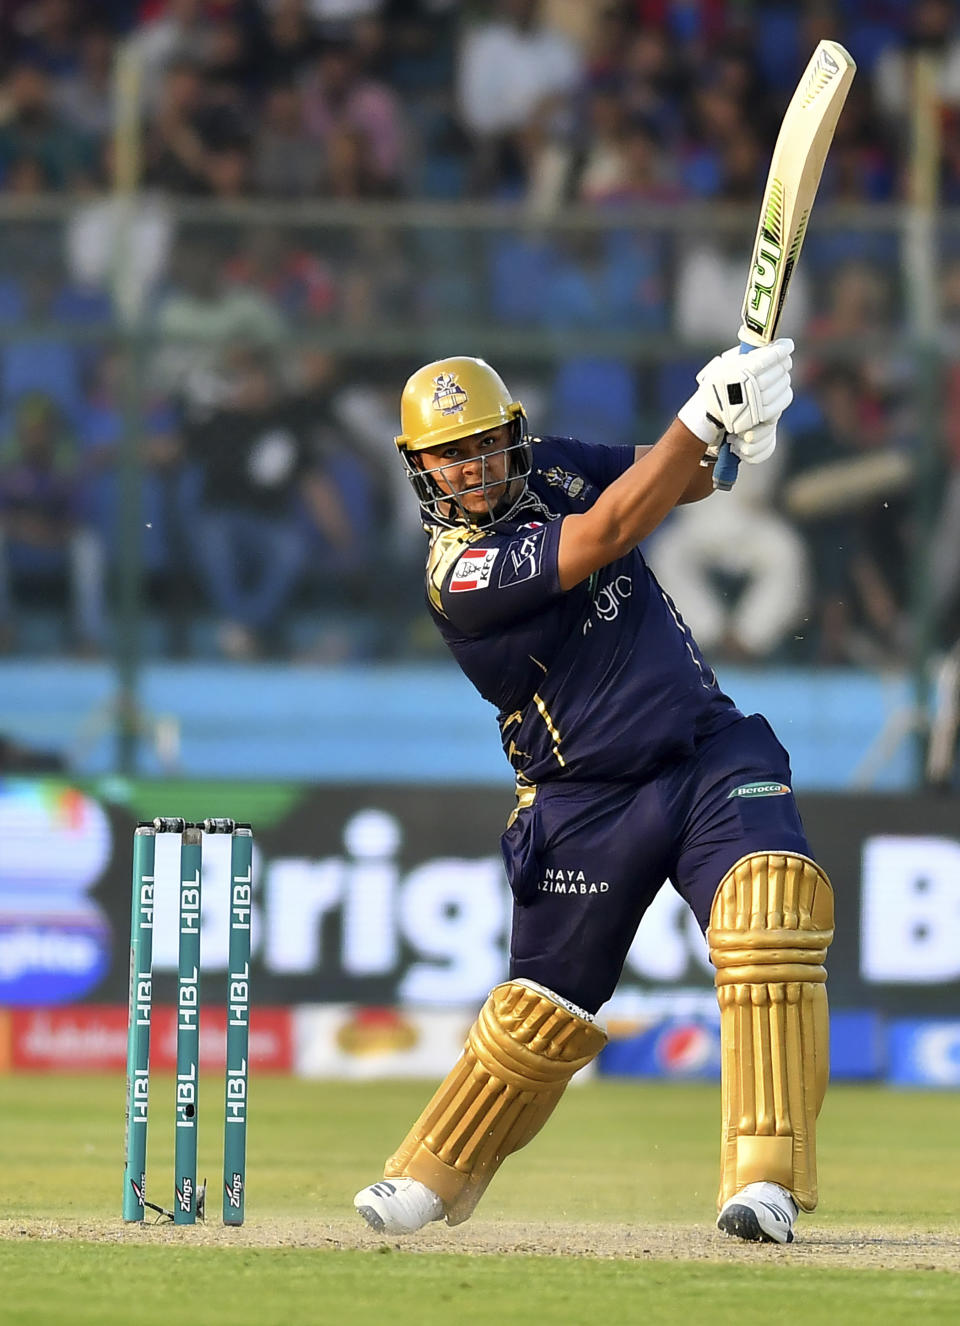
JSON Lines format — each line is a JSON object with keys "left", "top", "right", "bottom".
{"left": 432, "top": 372, "right": 469, "bottom": 416}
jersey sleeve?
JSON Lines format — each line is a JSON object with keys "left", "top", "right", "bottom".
{"left": 548, "top": 437, "right": 636, "bottom": 490}
{"left": 437, "top": 520, "right": 564, "bottom": 634}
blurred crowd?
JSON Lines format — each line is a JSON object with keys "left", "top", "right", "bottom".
{"left": 3, "top": 0, "right": 959, "bottom": 204}
{"left": 0, "top": 0, "right": 958, "bottom": 667}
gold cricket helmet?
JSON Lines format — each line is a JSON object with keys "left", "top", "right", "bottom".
{"left": 395, "top": 357, "right": 531, "bottom": 525}
{"left": 395, "top": 357, "right": 525, "bottom": 453}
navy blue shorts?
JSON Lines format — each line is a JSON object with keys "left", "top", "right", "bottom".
{"left": 500, "top": 713, "right": 813, "bottom": 1015}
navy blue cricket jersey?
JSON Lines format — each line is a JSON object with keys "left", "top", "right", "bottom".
{"left": 424, "top": 435, "right": 742, "bottom": 785}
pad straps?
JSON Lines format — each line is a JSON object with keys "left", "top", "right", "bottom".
{"left": 709, "top": 852, "right": 834, "bottom": 1211}
{"left": 385, "top": 980, "right": 606, "bottom": 1225}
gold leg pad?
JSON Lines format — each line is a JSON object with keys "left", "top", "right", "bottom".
{"left": 708, "top": 853, "right": 834, "bottom": 1213}
{"left": 384, "top": 980, "right": 607, "bottom": 1225}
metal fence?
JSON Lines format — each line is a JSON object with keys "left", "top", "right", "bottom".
{"left": 0, "top": 196, "right": 955, "bottom": 774}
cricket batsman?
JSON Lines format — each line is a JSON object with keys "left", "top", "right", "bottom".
{"left": 354, "top": 344, "right": 832, "bottom": 1245}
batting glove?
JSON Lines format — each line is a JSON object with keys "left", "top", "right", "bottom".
{"left": 728, "top": 418, "right": 778, "bottom": 466}
{"left": 678, "top": 338, "right": 794, "bottom": 448}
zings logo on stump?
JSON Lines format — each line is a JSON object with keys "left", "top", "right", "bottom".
{"left": 225, "top": 1172, "right": 244, "bottom": 1210}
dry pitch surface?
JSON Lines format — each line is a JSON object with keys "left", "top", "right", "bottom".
{"left": 2, "top": 1075, "right": 958, "bottom": 1277}
{"left": 3, "top": 1215, "right": 960, "bottom": 1272}
{"left": 3, "top": 1077, "right": 959, "bottom": 1325}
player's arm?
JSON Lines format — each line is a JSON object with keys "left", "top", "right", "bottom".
{"left": 556, "top": 340, "right": 793, "bottom": 591}
{"left": 556, "top": 420, "right": 709, "bottom": 591}
{"left": 633, "top": 444, "right": 715, "bottom": 504}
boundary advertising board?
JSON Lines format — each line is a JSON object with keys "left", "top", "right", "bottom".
{"left": 0, "top": 777, "right": 957, "bottom": 1015}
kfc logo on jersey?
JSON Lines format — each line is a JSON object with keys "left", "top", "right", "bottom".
{"left": 449, "top": 547, "right": 498, "bottom": 592}
{"left": 499, "top": 526, "right": 545, "bottom": 587}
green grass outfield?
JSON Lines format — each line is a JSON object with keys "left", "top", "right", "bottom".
{"left": 1, "top": 1074, "right": 958, "bottom": 1325}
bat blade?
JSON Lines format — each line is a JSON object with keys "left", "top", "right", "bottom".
{"left": 713, "top": 39, "right": 856, "bottom": 490}
{"left": 740, "top": 39, "right": 856, "bottom": 346}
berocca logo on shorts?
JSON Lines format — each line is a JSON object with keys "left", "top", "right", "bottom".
{"left": 727, "top": 781, "right": 791, "bottom": 799}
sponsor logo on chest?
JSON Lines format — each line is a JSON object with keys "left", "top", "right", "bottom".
{"left": 499, "top": 525, "right": 545, "bottom": 587}
{"left": 449, "top": 546, "right": 498, "bottom": 592}
{"left": 582, "top": 573, "right": 633, "bottom": 633}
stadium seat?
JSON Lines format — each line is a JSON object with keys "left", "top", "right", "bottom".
{"left": 0, "top": 278, "right": 24, "bottom": 323}
{"left": 487, "top": 235, "right": 556, "bottom": 325}
{"left": 2, "top": 342, "right": 81, "bottom": 423}
{"left": 754, "top": 7, "right": 802, "bottom": 88}
{"left": 656, "top": 359, "right": 706, "bottom": 420}
{"left": 844, "top": 23, "right": 900, "bottom": 74}
{"left": 551, "top": 358, "right": 637, "bottom": 446}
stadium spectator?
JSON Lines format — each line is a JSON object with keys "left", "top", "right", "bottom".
{"left": 201, "top": 14, "right": 256, "bottom": 109}
{"left": 52, "top": 24, "right": 115, "bottom": 141}
{"left": 11, "top": 0, "right": 81, "bottom": 78}
{"left": 577, "top": 110, "right": 685, "bottom": 205}
{"left": 143, "top": 59, "right": 215, "bottom": 194}
{"left": 818, "top": 80, "right": 896, "bottom": 203}
{"left": 205, "top": 142, "right": 252, "bottom": 198}
{"left": 181, "top": 347, "right": 365, "bottom": 659}
{"left": 647, "top": 446, "right": 809, "bottom": 662}
{"left": 301, "top": 40, "right": 406, "bottom": 196}
{"left": 927, "top": 256, "right": 960, "bottom": 645}
{"left": 143, "top": 58, "right": 248, "bottom": 196}
{"left": 222, "top": 226, "right": 339, "bottom": 321}
{"left": 337, "top": 225, "right": 413, "bottom": 327}
{"left": 821, "top": 259, "right": 897, "bottom": 335}
{"left": 323, "top": 354, "right": 423, "bottom": 564}
{"left": 0, "top": 60, "right": 91, "bottom": 190}
{"left": 802, "top": 253, "right": 913, "bottom": 481}
{"left": 782, "top": 364, "right": 913, "bottom": 666}
{"left": 251, "top": 82, "right": 327, "bottom": 198}
{"left": 872, "top": 0, "right": 960, "bottom": 129}
{"left": 77, "top": 348, "right": 183, "bottom": 589}
{"left": 0, "top": 263, "right": 87, "bottom": 427}
{"left": 939, "top": 107, "right": 960, "bottom": 204}
{"left": 456, "top": 0, "right": 582, "bottom": 197}
{"left": 304, "top": 0, "right": 386, "bottom": 35}
{"left": 677, "top": 81, "right": 748, "bottom": 198}
{"left": 152, "top": 236, "right": 286, "bottom": 417}
{"left": 573, "top": 89, "right": 631, "bottom": 203}
{"left": 252, "top": 0, "right": 323, "bottom": 90}
{"left": 131, "top": 0, "right": 219, "bottom": 110}
{"left": 612, "top": 26, "right": 687, "bottom": 146}
{"left": 0, "top": 392, "right": 107, "bottom": 654}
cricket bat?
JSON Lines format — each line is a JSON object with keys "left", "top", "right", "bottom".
{"left": 713, "top": 39, "right": 856, "bottom": 490}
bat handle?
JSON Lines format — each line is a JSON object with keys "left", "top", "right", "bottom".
{"left": 711, "top": 340, "right": 752, "bottom": 491}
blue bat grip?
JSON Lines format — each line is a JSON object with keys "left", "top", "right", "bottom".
{"left": 711, "top": 341, "right": 752, "bottom": 491}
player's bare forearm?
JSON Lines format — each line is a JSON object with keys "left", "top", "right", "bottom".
{"left": 634, "top": 442, "right": 714, "bottom": 503}
{"left": 556, "top": 420, "right": 706, "bottom": 590}
{"left": 678, "top": 455, "right": 716, "bottom": 503}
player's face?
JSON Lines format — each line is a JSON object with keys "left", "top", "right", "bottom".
{"left": 418, "top": 424, "right": 513, "bottom": 517}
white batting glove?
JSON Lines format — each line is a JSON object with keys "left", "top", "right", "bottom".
{"left": 728, "top": 418, "right": 777, "bottom": 466}
{"left": 678, "top": 338, "right": 794, "bottom": 448}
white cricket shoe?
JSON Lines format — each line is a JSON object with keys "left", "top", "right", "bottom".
{"left": 717, "top": 1181, "right": 799, "bottom": 1244}
{"left": 354, "top": 1177, "right": 444, "bottom": 1235}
